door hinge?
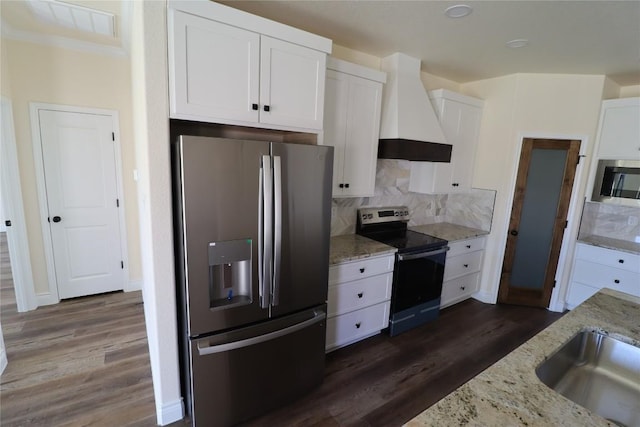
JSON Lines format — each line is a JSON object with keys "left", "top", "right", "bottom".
{"left": 564, "top": 220, "right": 568, "bottom": 229}
{"left": 116, "top": 198, "right": 119, "bottom": 207}
{"left": 121, "top": 261, "right": 124, "bottom": 269}
{"left": 112, "top": 132, "right": 115, "bottom": 141}
{"left": 553, "top": 280, "right": 556, "bottom": 288}
{"left": 577, "top": 155, "right": 585, "bottom": 165}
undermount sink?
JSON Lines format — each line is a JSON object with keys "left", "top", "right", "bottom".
{"left": 536, "top": 330, "right": 640, "bottom": 427}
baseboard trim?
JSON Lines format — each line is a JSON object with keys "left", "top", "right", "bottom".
{"left": 158, "top": 398, "right": 184, "bottom": 426}
{"left": 0, "top": 348, "right": 7, "bottom": 375}
{"left": 125, "top": 279, "right": 143, "bottom": 292}
{"left": 472, "top": 290, "right": 496, "bottom": 304}
{"left": 37, "top": 292, "right": 59, "bottom": 307}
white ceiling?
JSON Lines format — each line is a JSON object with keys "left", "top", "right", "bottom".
{"left": 2, "top": 1, "right": 639, "bottom": 85}
{"left": 219, "top": 0, "right": 640, "bottom": 86}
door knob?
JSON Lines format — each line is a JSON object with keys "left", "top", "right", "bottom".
{"left": 510, "top": 229, "right": 518, "bottom": 236}
{"left": 52, "top": 216, "right": 62, "bottom": 223}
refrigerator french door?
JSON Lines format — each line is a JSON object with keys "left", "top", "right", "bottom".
{"left": 173, "top": 135, "right": 333, "bottom": 426}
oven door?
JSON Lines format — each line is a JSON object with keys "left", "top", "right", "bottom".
{"left": 391, "top": 247, "right": 448, "bottom": 314}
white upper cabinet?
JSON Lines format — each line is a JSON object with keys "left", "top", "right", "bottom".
{"left": 322, "top": 58, "right": 386, "bottom": 197}
{"left": 596, "top": 98, "right": 640, "bottom": 159}
{"left": 167, "top": 2, "right": 331, "bottom": 132}
{"left": 409, "top": 90, "right": 484, "bottom": 194}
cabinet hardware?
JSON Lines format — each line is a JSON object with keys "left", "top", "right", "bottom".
{"left": 339, "top": 183, "right": 344, "bottom": 188}
{"left": 357, "top": 292, "right": 363, "bottom": 298}
{"left": 355, "top": 322, "right": 361, "bottom": 329}
{"left": 466, "top": 245, "right": 471, "bottom": 249}
{"left": 252, "top": 103, "right": 258, "bottom": 111}
{"left": 263, "top": 105, "right": 270, "bottom": 112}
{"left": 618, "top": 259, "right": 624, "bottom": 264}
{"left": 344, "top": 183, "right": 350, "bottom": 188}
{"left": 460, "top": 286, "right": 466, "bottom": 291}
{"left": 4, "top": 220, "right": 11, "bottom": 227}
{"left": 463, "top": 264, "right": 469, "bottom": 268}
{"left": 359, "top": 268, "right": 365, "bottom": 273}
{"left": 614, "top": 279, "right": 620, "bottom": 284}
{"left": 452, "top": 183, "right": 459, "bottom": 187}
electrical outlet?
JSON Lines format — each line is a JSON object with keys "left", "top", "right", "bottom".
{"left": 628, "top": 216, "right": 638, "bottom": 226}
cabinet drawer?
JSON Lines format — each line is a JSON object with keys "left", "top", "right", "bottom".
{"left": 329, "top": 254, "right": 394, "bottom": 285}
{"left": 440, "top": 272, "right": 480, "bottom": 308}
{"left": 566, "top": 281, "right": 600, "bottom": 308}
{"left": 572, "top": 259, "right": 640, "bottom": 296}
{"left": 575, "top": 243, "right": 640, "bottom": 273}
{"left": 447, "top": 237, "right": 486, "bottom": 257}
{"left": 326, "top": 302, "right": 389, "bottom": 351}
{"left": 444, "top": 250, "right": 483, "bottom": 280}
{"left": 328, "top": 272, "right": 392, "bottom": 317}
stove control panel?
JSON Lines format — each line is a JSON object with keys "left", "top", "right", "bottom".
{"left": 358, "top": 206, "right": 409, "bottom": 225}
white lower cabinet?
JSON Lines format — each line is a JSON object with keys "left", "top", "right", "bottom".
{"left": 440, "top": 236, "right": 485, "bottom": 308}
{"left": 566, "top": 243, "right": 640, "bottom": 309}
{"left": 326, "top": 253, "right": 394, "bottom": 352}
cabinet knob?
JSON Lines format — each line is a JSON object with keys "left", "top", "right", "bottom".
{"left": 252, "top": 103, "right": 258, "bottom": 111}
{"left": 463, "top": 264, "right": 469, "bottom": 268}
{"left": 344, "top": 183, "right": 350, "bottom": 188}
{"left": 614, "top": 279, "right": 620, "bottom": 284}
{"left": 357, "top": 292, "right": 363, "bottom": 298}
{"left": 452, "top": 183, "right": 459, "bottom": 187}
{"left": 263, "top": 105, "right": 270, "bottom": 112}
{"left": 355, "top": 322, "right": 361, "bottom": 329}
{"left": 466, "top": 245, "right": 471, "bottom": 249}
{"left": 460, "top": 286, "right": 466, "bottom": 291}
{"left": 339, "top": 183, "right": 344, "bottom": 188}
{"left": 359, "top": 268, "right": 365, "bottom": 273}
{"left": 618, "top": 259, "right": 624, "bottom": 264}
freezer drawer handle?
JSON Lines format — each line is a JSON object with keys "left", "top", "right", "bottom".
{"left": 196, "top": 311, "right": 326, "bottom": 356}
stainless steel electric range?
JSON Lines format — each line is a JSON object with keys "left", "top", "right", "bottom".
{"left": 356, "top": 206, "right": 449, "bottom": 336}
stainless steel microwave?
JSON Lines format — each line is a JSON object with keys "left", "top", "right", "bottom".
{"left": 592, "top": 159, "right": 640, "bottom": 206}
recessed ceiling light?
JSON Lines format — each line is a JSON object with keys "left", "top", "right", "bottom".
{"left": 506, "top": 39, "right": 530, "bottom": 49}
{"left": 444, "top": 5, "right": 473, "bottom": 19}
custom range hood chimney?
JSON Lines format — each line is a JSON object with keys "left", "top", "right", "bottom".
{"left": 378, "top": 53, "right": 452, "bottom": 162}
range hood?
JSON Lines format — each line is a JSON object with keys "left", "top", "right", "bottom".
{"left": 378, "top": 53, "right": 451, "bottom": 162}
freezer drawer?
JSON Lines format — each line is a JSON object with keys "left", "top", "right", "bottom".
{"left": 188, "top": 306, "right": 326, "bottom": 426}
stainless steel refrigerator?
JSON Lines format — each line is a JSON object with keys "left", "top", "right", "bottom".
{"left": 172, "top": 135, "right": 333, "bottom": 426}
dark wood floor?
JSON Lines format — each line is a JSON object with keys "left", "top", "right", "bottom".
{"left": 1, "top": 231, "right": 563, "bottom": 426}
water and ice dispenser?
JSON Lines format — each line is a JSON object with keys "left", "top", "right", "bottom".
{"left": 208, "top": 239, "right": 252, "bottom": 309}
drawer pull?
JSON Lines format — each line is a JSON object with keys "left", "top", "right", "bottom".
{"left": 355, "top": 322, "right": 361, "bottom": 329}
{"left": 618, "top": 259, "right": 624, "bottom": 264}
{"left": 359, "top": 268, "right": 365, "bottom": 273}
{"left": 614, "top": 279, "right": 620, "bottom": 284}
{"left": 466, "top": 245, "right": 471, "bottom": 249}
{"left": 460, "top": 286, "right": 466, "bottom": 291}
{"left": 357, "top": 292, "right": 363, "bottom": 298}
{"left": 463, "top": 264, "right": 469, "bottom": 268}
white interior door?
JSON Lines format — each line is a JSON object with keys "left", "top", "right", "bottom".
{"left": 38, "top": 110, "right": 124, "bottom": 299}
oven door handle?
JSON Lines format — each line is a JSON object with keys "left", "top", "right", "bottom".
{"left": 397, "top": 246, "right": 450, "bottom": 261}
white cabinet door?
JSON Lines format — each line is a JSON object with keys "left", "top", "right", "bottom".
{"left": 324, "top": 70, "right": 349, "bottom": 194}
{"left": 341, "top": 76, "right": 382, "bottom": 196}
{"left": 169, "top": 11, "right": 260, "bottom": 123}
{"left": 322, "top": 62, "right": 384, "bottom": 198}
{"left": 410, "top": 91, "right": 483, "bottom": 194}
{"left": 597, "top": 100, "right": 640, "bottom": 159}
{"left": 260, "top": 36, "right": 325, "bottom": 130}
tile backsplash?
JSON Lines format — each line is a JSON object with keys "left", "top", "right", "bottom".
{"left": 579, "top": 201, "right": 640, "bottom": 243}
{"left": 331, "top": 159, "right": 496, "bottom": 236}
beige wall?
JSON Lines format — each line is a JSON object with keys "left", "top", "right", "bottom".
{"left": 1, "top": 38, "right": 141, "bottom": 296}
{"left": 1, "top": 41, "right": 12, "bottom": 97}
{"left": 620, "top": 85, "right": 640, "bottom": 97}
{"left": 461, "top": 73, "right": 607, "bottom": 305}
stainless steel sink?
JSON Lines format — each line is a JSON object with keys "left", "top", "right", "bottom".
{"left": 536, "top": 330, "right": 640, "bottom": 427}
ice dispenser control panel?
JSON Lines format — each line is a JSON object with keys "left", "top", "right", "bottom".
{"left": 208, "top": 239, "right": 252, "bottom": 310}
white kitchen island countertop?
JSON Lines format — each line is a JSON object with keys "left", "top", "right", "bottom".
{"left": 405, "top": 288, "right": 640, "bottom": 427}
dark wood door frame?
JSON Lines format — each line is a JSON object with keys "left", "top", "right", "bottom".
{"left": 498, "top": 138, "right": 581, "bottom": 308}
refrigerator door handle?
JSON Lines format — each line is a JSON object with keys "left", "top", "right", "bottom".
{"left": 196, "top": 310, "right": 326, "bottom": 356}
{"left": 258, "top": 165, "right": 264, "bottom": 307}
{"left": 260, "top": 155, "right": 273, "bottom": 309}
{"left": 272, "top": 155, "right": 282, "bottom": 306}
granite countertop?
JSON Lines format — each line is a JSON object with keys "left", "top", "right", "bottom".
{"left": 329, "top": 234, "right": 397, "bottom": 265}
{"left": 406, "top": 288, "right": 640, "bottom": 426}
{"left": 409, "top": 222, "right": 489, "bottom": 242}
{"left": 578, "top": 234, "right": 640, "bottom": 255}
